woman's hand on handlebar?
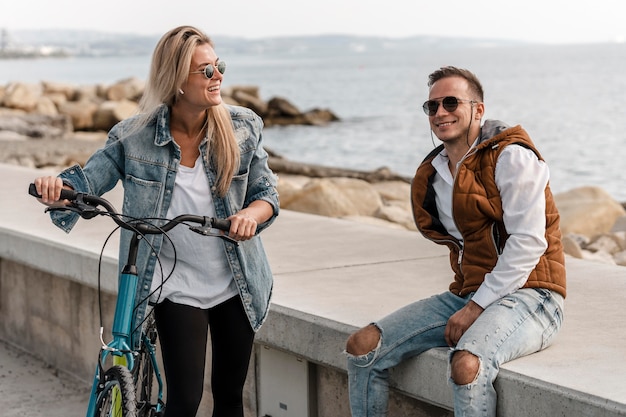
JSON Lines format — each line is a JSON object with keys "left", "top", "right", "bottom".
{"left": 226, "top": 201, "right": 274, "bottom": 241}
{"left": 227, "top": 210, "right": 258, "bottom": 241}
{"left": 33, "top": 176, "right": 72, "bottom": 206}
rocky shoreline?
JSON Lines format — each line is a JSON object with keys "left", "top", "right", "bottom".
{"left": 2, "top": 79, "right": 625, "bottom": 267}
{"left": 0, "top": 78, "right": 338, "bottom": 135}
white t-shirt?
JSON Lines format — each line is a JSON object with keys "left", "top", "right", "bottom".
{"left": 150, "top": 157, "right": 237, "bottom": 308}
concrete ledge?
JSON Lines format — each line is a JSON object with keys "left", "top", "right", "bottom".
{"left": 2, "top": 163, "right": 626, "bottom": 416}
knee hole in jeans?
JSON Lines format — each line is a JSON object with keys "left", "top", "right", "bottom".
{"left": 346, "top": 324, "right": 381, "bottom": 356}
{"left": 450, "top": 350, "right": 480, "bottom": 385}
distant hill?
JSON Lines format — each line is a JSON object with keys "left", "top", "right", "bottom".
{"left": 1, "top": 29, "right": 158, "bottom": 57}
{"left": 1, "top": 29, "right": 525, "bottom": 58}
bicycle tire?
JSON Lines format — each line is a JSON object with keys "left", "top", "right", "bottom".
{"left": 95, "top": 365, "right": 137, "bottom": 417}
{"left": 133, "top": 315, "right": 162, "bottom": 417}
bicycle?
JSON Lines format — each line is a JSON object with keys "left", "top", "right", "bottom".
{"left": 28, "top": 183, "right": 234, "bottom": 417}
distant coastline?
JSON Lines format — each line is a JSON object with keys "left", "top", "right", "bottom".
{"left": 4, "top": 27, "right": 624, "bottom": 62}
{"left": 0, "top": 28, "right": 65, "bottom": 59}
{"left": 0, "top": 28, "right": 533, "bottom": 60}
{"left": 0, "top": 48, "right": 69, "bottom": 59}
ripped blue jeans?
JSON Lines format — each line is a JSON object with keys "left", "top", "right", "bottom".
{"left": 345, "top": 289, "right": 564, "bottom": 417}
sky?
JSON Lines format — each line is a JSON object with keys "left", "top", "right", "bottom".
{"left": 3, "top": 0, "right": 625, "bottom": 44}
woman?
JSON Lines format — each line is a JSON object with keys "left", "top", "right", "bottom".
{"left": 34, "top": 25, "right": 279, "bottom": 417}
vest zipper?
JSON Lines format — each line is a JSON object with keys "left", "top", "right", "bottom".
{"left": 449, "top": 146, "right": 476, "bottom": 274}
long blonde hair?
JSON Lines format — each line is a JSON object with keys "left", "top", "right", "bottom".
{"left": 136, "top": 25, "right": 240, "bottom": 196}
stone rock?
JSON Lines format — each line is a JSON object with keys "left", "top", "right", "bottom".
{"left": 270, "top": 158, "right": 409, "bottom": 183}
{"left": 57, "top": 100, "right": 99, "bottom": 130}
{"left": 613, "top": 250, "right": 626, "bottom": 267}
{"left": 232, "top": 89, "right": 268, "bottom": 116}
{"left": 2, "top": 82, "right": 42, "bottom": 112}
{"left": 554, "top": 186, "right": 626, "bottom": 237}
{"left": 613, "top": 231, "right": 626, "bottom": 250}
{"left": 561, "top": 234, "right": 584, "bottom": 259}
{"left": 44, "top": 92, "right": 69, "bottom": 108}
{"left": 106, "top": 77, "right": 145, "bottom": 102}
{"left": 34, "top": 96, "right": 58, "bottom": 116}
{"left": 276, "top": 174, "right": 310, "bottom": 207}
{"left": 0, "top": 108, "right": 26, "bottom": 116}
{"left": 283, "top": 177, "right": 383, "bottom": 218}
{"left": 580, "top": 249, "right": 616, "bottom": 265}
{"left": 267, "top": 97, "right": 301, "bottom": 117}
{"left": 302, "top": 108, "right": 340, "bottom": 126}
{"left": 0, "top": 114, "right": 72, "bottom": 139}
{"left": 0, "top": 130, "right": 28, "bottom": 141}
{"left": 74, "top": 84, "right": 101, "bottom": 102}
{"left": 228, "top": 85, "right": 260, "bottom": 97}
{"left": 611, "top": 216, "right": 626, "bottom": 233}
{"left": 587, "top": 234, "right": 622, "bottom": 255}
{"left": 93, "top": 99, "right": 138, "bottom": 131}
{"left": 42, "top": 81, "right": 76, "bottom": 100}
{"left": 372, "top": 181, "right": 411, "bottom": 205}
{"left": 375, "top": 204, "right": 417, "bottom": 231}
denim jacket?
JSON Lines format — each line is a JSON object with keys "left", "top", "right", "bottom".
{"left": 50, "top": 104, "right": 279, "bottom": 336}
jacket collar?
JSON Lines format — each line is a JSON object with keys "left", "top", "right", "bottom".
{"left": 154, "top": 105, "right": 174, "bottom": 147}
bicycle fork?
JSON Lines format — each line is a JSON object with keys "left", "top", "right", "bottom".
{"left": 85, "top": 270, "right": 138, "bottom": 416}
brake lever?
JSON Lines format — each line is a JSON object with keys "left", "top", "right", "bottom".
{"left": 189, "top": 226, "right": 239, "bottom": 246}
{"left": 44, "top": 198, "right": 102, "bottom": 219}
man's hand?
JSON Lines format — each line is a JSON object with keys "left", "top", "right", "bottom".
{"left": 445, "top": 300, "right": 484, "bottom": 347}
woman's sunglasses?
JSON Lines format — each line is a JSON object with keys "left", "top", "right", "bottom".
{"left": 422, "top": 96, "right": 476, "bottom": 116}
{"left": 190, "top": 60, "right": 227, "bottom": 79}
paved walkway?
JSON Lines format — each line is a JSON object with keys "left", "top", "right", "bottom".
{"left": 0, "top": 339, "right": 89, "bottom": 417}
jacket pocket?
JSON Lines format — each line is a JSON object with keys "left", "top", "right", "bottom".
{"left": 123, "top": 175, "right": 162, "bottom": 218}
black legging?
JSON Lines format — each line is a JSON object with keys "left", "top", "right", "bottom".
{"left": 154, "top": 296, "right": 255, "bottom": 417}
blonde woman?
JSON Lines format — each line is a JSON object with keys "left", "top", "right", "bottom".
{"left": 34, "top": 25, "right": 279, "bottom": 417}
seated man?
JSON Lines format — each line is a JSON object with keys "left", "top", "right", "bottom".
{"left": 345, "top": 66, "right": 566, "bottom": 417}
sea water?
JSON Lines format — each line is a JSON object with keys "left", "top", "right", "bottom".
{"left": 1, "top": 42, "right": 625, "bottom": 201}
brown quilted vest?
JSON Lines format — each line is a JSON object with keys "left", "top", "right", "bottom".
{"left": 411, "top": 124, "right": 566, "bottom": 298}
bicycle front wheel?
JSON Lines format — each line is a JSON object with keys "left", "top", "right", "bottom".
{"left": 95, "top": 365, "right": 137, "bottom": 417}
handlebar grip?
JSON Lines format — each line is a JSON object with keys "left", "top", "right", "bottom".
{"left": 28, "top": 183, "right": 78, "bottom": 201}
{"left": 28, "top": 183, "right": 41, "bottom": 198}
{"left": 212, "top": 218, "right": 231, "bottom": 231}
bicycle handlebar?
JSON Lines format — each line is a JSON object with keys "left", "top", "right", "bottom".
{"left": 28, "top": 183, "right": 231, "bottom": 234}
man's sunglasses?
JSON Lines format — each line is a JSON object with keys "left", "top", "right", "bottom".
{"left": 422, "top": 96, "right": 476, "bottom": 116}
{"left": 190, "top": 61, "right": 227, "bottom": 79}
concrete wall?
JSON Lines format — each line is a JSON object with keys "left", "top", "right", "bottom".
{"left": 0, "top": 258, "right": 444, "bottom": 417}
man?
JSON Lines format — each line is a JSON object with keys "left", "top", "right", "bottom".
{"left": 345, "top": 66, "right": 566, "bottom": 416}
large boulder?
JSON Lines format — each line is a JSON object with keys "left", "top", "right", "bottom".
{"left": 267, "top": 97, "right": 301, "bottom": 117}
{"left": 93, "top": 99, "right": 138, "bottom": 131}
{"left": 554, "top": 186, "right": 626, "bottom": 237}
{"left": 0, "top": 113, "right": 72, "bottom": 139}
{"left": 106, "top": 77, "right": 145, "bottom": 102}
{"left": 282, "top": 177, "right": 383, "bottom": 218}
{"left": 2, "top": 82, "right": 43, "bottom": 112}
{"left": 42, "top": 81, "right": 76, "bottom": 100}
{"left": 57, "top": 100, "right": 99, "bottom": 130}
{"left": 232, "top": 89, "right": 268, "bottom": 116}
{"left": 555, "top": 186, "right": 626, "bottom": 266}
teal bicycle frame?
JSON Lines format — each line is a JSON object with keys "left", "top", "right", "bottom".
{"left": 29, "top": 183, "right": 230, "bottom": 417}
{"left": 85, "top": 232, "right": 164, "bottom": 417}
